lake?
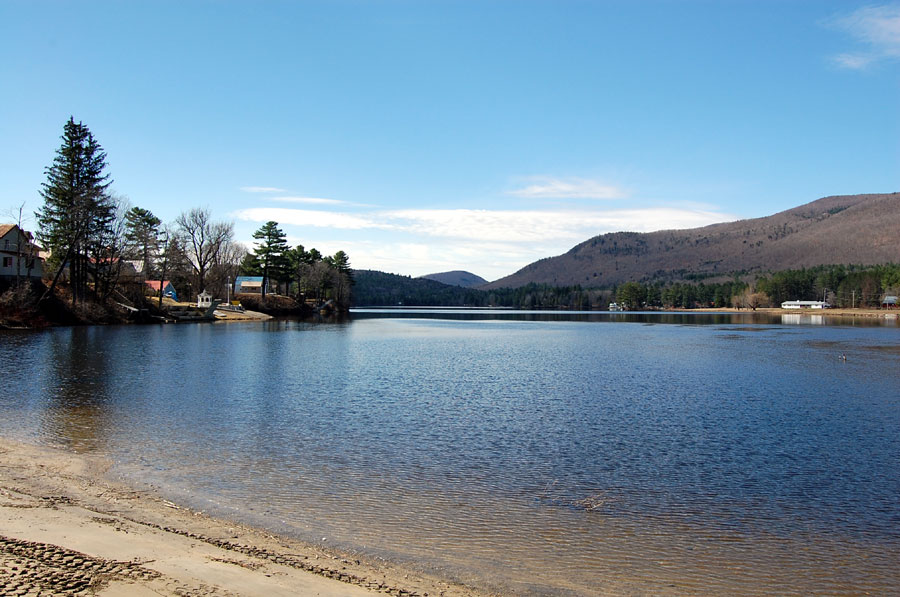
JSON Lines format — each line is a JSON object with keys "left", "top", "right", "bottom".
{"left": 1, "top": 310, "right": 899, "bottom": 595}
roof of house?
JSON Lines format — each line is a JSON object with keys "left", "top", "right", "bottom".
{"left": 0, "top": 224, "right": 38, "bottom": 240}
{"left": 145, "top": 280, "right": 173, "bottom": 291}
{"left": 0, "top": 224, "right": 43, "bottom": 256}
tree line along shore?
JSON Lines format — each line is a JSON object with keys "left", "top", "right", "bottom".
{"left": 350, "top": 264, "right": 900, "bottom": 312}
{"left": 1, "top": 117, "right": 353, "bottom": 328}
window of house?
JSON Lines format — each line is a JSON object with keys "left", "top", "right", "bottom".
{"left": 2, "top": 257, "right": 12, "bottom": 268}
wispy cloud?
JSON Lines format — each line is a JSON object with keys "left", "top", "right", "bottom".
{"left": 829, "top": 4, "right": 900, "bottom": 69}
{"left": 269, "top": 196, "right": 349, "bottom": 206}
{"left": 383, "top": 207, "right": 733, "bottom": 242}
{"left": 507, "top": 177, "right": 628, "bottom": 200}
{"left": 234, "top": 207, "right": 393, "bottom": 230}
{"left": 240, "top": 186, "right": 286, "bottom": 193}
{"left": 833, "top": 53, "right": 876, "bottom": 69}
{"left": 235, "top": 205, "right": 734, "bottom": 243}
{"left": 233, "top": 204, "right": 736, "bottom": 281}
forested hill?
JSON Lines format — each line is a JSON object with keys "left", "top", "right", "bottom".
{"left": 419, "top": 270, "right": 487, "bottom": 287}
{"left": 352, "top": 270, "right": 484, "bottom": 306}
{"left": 484, "top": 193, "right": 900, "bottom": 289}
{"left": 351, "top": 270, "right": 611, "bottom": 308}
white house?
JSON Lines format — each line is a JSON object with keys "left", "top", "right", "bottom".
{"left": 0, "top": 224, "right": 43, "bottom": 281}
{"left": 781, "top": 300, "right": 830, "bottom": 309}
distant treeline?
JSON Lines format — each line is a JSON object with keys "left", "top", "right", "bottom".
{"left": 754, "top": 263, "right": 900, "bottom": 307}
{"left": 353, "top": 264, "right": 900, "bottom": 310}
{"left": 614, "top": 280, "right": 748, "bottom": 310}
{"left": 351, "top": 271, "right": 612, "bottom": 308}
{"left": 612, "top": 264, "right": 900, "bottom": 309}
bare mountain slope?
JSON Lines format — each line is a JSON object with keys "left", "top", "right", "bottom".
{"left": 484, "top": 193, "right": 900, "bottom": 289}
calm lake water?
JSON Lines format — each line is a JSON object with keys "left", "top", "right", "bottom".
{"left": 1, "top": 310, "right": 899, "bottom": 595}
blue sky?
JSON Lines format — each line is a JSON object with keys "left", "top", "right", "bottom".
{"left": 2, "top": 1, "right": 898, "bottom": 281}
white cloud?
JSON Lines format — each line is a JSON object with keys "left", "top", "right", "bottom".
{"left": 233, "top": 204, "right": 736, "bottom": 281}
{"left": 240, "top": 186, "right": 286, "bottom": 193}
{"left": 830, "top": 4, "right": 900, "bottom": 69}
{"left": 833, "top": 53, "right": 875, "bottom": 69}
{"left": 507, "top": 177, "right": 628, "bottom": 199}
{"left": 233, "top": 207, "right": 392, "bottom": 230}
{"left": 382, "top": 207, "right": 733, "bottom": 243}
{"left": 383, "top": 209, "right": 578, "bottom": 242}
{"left": 320, "top": 238, "right": 551, "bottom": 281}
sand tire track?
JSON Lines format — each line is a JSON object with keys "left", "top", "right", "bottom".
{"left": 0, "top": 534, "right": 160, "bottom": 595}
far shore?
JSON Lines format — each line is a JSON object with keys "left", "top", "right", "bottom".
{"left": 670, "top": 306, "right": 899, "bottom": 319}
{"left": 351, "top": 305, "right": 900, "bottom": 320}
{"left": 0, "top": 437, "right": 482, "bottom": 596}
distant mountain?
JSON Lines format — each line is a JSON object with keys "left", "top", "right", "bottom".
{"left": 419, "top": 270, "right": 488, "bottom": 288}
{"left": 351, "top": 270, "right": 485, "bottom": 306}
{"left": 351, "top": 269, "right": 612, "bottom": 308}
{"left": 484, "top": 193, "right": 900, "bottom": 289}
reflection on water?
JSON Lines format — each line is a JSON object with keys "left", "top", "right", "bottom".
{"left": 782, "top": 313, "right": 826, "bottom": 325}
{"left": 1, "top": 313, "right": 899, "bottom": 595}
{"left": 38, "top": 328, "right": 117, "bottom": 452}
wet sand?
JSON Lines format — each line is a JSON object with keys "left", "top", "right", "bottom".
{"left": 0, "top": 437, "right": 482, "bottom": 596}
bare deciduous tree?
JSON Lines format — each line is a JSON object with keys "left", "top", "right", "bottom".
{"left": 175, "top": 208, "right": 234, "bottom": 300}
{"left": 207, "top": 240, "right": 247, "bottom": 301}
{"left": 735, "top": 288, "right": 769, "bottom": 310}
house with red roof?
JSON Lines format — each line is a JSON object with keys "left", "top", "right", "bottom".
{"left": 145, "top": 280, "right": 178, "bottom": 302}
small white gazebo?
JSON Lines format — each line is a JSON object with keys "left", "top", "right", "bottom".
{"left": 197, "top": 290, "right": 213, "bottom": 308}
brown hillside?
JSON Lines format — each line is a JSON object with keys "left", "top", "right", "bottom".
{"left": 484, "top": 193, "right": 900, "bottom": 289}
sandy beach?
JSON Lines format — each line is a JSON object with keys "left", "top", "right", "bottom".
{"left": 0, "top": 438, "right": 482, "bottom": 596}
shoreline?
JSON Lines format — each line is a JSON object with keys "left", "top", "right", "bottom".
{"left": 666, "top": 306, "right": 899, "bottom": 319}
{"left": 0, "top": 437, "right": 482, "bottom": 596}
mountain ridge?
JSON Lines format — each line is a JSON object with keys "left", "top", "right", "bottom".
{"left": 483, "top": 193, "right": 900, "bottom": 289}
{"left": 419, "top": 270, "right": 487, "bottom": 288}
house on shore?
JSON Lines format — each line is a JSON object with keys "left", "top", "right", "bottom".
{"left": 0, "top": 224, "right": 44, "bottom": 282}
{"left": 234, "top": 276, "right": 266, "bottom": 294}
{"left": 882, "top": 295, "right": 898, "bottom": 309}
{"left": 781, "top": 300, "right": 829, "bottom": 309}
{"left": 146, "top": 280, "right": 178, "bottom": 302}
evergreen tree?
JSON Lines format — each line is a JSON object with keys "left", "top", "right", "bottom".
{"left": 239, "top": 251, "right": 262, "bottom": 276}
{"left": 329, "top": 250, "right": 353, "bottom": 307}
{"left": 37, "top": 117, "right": 114, "bottom": 304}
{"left": 251, "top": 221, "right": 289, "bottom": 298}
{"left": 330, "top": 250, "right": 353, "bottom": 281}
{"left": 286, "top": 245, "right": 311, "bottom": 298}
{"left": 615, "top": 282, "right": 645, "bottom": 310}
{"left": 124, "top": 206, "right": 162, "bottom": 278}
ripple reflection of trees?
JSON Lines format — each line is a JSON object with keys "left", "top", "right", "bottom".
{"left": 43, "top": 327, "right": 114, "bottom": 452}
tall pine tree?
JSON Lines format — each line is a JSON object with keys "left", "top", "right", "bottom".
{"left": 37, "top": 117, "right": 114, "bottom": 304}
{"left": 251, "top": 221, "right": 289, "bottom": 298}
{"left": 124, "top": 206, "right": 162, "bottom": 278}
